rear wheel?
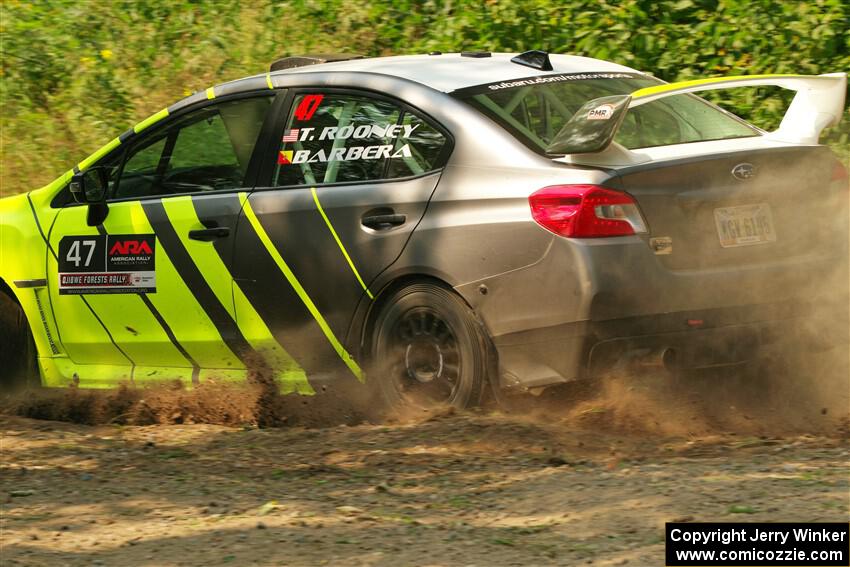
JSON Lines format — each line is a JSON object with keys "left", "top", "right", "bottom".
{"left": 368, "top": 282, "right": 489, "bottom": 411}
{"left": 0, "top": 291, "right": 39, "bottom": 389}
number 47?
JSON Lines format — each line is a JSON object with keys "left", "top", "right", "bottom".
{"left": 66, "top": 240, "right": 97, "bottom": 268}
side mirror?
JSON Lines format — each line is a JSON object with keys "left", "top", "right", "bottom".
{"left": 69, "top": 167, "right": 109, "bottom": 204}
{"left": 69, "top": 167, "right": 111, "bottom": 226}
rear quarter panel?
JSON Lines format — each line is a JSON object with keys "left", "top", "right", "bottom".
{"left": 360, "top": 85, "right": 621, "bottom": 340}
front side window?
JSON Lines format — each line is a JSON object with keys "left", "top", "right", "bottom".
{"left": 113, "top": 96, "right": 272, "bottom": 200}
{"left": 453, "top": 73, "right": 759, "bottom": 153}
{"left": 274, "top": 92, "right": 448, "bottom": 187}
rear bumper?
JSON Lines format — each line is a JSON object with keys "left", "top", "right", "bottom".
{"left": 576, "top": 235, "right": 849, "bottom": 321}
{"left": 462, "top": 231, "right": 848, "bottom": 335}
{"left": 494, "top": 297, "right": 848, "bottom": 389}
{"left": 471, "top": 231, "right": 848, "bottom": 390}
{"left": 585, "top": 299, "right": 843, "bottom": 372}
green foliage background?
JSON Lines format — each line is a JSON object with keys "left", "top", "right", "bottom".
{"left": 1, "top": 0, "right": 848, "bottom": 195}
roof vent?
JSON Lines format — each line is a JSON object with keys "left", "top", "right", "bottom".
{"left": 461, "top": 51, "right": 491, "bottom": 58}
{"left": 270, "top": 53, "right": 365, "bottom": 72}
{"left": 511, "top": 50, "right": 553, "bottom": 71}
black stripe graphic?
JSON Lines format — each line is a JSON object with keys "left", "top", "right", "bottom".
{"left": 78, "top": 295, "right": 135, "bottom": 380}
{"left": 191, "top": 193, "right": 325, "bottom": 382}
{"left": 141, "top": 199, "right": 254, "bottom": 363}
{"left": 28, "top": 194, "right": 135, "bottom": 369}
{"left": 27, "top": 194, "right": 55, "bottom": 254}
{"left": 226, "top": 203, "right": 349, "bottom": 378}
{"left": 139, "top": 293, "right": 201, "bottom": 384}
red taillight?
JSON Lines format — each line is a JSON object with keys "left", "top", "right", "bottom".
{"left": 529, "top": 185, "right": 648, "bottom": 238}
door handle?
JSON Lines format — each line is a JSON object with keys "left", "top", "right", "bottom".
{"left": 188, "top": 227, "right": 230, "bottom": 241}
{"left": 361, "top": 214, "right": 407, "bottom": 230}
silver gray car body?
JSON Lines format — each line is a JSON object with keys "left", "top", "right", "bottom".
{"left": 255, "top": 53, "right": 846, "bottom": 390}
{"left": 5, "top": 52, "right": 846, "bottom": 392}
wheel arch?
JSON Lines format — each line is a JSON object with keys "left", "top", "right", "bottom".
{"left": 357, "top": 272, "right": 497, "bottom": 409}
{"left": 0, "top": 278, "right": 22, "bottom": 307}
{"left": 351, "top": 268, "right": 497, "bottom": 365}
{"left": 357, "top": 273, "right": 456, "bottom": 357}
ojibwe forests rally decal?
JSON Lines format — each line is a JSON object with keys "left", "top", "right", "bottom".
{"left": 57, "top": 235, "right": 156, "bottom": 295}
{"left": 278, "top": 94, "right": 419, "bottom": 166}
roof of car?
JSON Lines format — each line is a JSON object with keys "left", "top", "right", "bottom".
{"left": 271, "top": 52, "right": 644, "bottom": 93}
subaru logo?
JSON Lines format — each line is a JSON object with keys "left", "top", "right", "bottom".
{"left": 731, "top": 163, "right": 756, "bottom": 181}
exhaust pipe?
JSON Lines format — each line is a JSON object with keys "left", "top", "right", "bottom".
{"left": 632, "top": 347, "right": 678, "bottom": 371}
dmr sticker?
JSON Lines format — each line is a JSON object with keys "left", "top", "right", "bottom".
{"left": 58, "top": 234, "right": 156, "bottom": 295}
{"left": 588, "top": 103, "right": 615, "bottom": 120}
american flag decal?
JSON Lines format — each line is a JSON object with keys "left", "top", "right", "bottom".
{"left": 282, "top": 129, "right": 299, "bottom": 143}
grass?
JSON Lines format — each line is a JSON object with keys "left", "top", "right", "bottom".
{"left": 1, "top": 0, "right": 848, "bottom": 197}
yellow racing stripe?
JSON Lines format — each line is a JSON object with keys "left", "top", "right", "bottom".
{"left": 232, "top": 285, "right": 313, "bottom": 394}
{"left": 78, "top": 136, "right": 121, "bottom": 171}
{"left": 311, "top": 187, "right": 373, "bottom": 300}
{"left": 631, "top": 74, "right": 802, "bottom": 100}
{"left": 241, "top": 194, "right": 364, "bottom": 382}
{"left": 133, "top": 108, "right": 170, "bottom": 134}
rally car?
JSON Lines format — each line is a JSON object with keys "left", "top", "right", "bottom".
{"left": 1, "top": 51, "right": 847, "bottom": 409}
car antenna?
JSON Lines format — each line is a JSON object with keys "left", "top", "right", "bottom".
{"left": 510, "top": 50, "right": 553, "bottom": 71}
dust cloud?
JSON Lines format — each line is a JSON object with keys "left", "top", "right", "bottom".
{"left": 2, "top": 359, "right": 374, "bottom": 429}
{"left": 2, "top": 294, "right": 847, "bottom": 438}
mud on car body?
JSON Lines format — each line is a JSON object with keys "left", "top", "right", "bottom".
{"left": 1, "top": 51, "right": 847, "bottom": 408}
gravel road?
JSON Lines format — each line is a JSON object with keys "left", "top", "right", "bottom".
{"left": 2, "top": 406, "right": 848, "bottom": 566}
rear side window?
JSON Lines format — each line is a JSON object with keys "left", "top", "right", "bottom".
{"left": 274, "top": 92, "right": 448, "bottom": 187}
{"left": 454, "top": 74, "right": 759, "bottom": 153}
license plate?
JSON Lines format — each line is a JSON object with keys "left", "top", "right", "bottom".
{"left": 714, "top": 203, "right": 777, "bottom": 248}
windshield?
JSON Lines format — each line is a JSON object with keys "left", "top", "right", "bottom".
{"left": 452, "top": 73, "right": 760, "bottom": 153}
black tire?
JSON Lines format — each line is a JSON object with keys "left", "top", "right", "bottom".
{"left": 0, "top": 291, "right": 39, "bottom": 389}
{"left": 368, "top": 281, "right": 490, "bottom": 411}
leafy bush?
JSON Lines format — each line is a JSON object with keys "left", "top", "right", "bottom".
{"left": 1, "top": 0, "right": 847, "bottom": 194}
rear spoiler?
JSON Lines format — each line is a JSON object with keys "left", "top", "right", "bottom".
{"left": 547, "top": 73, "right": 847, "bottom": 155}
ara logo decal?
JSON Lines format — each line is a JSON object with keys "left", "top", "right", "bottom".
{"left": 106, "top": 235, "right": 155, "bottom": 270}
{"left": 587, "top": 103, "right": 615, "bottom": 120}
{"left": 294, "top": 94, "right": 324, "bottom": 121}
{"left": 109, "top": 240, "right": 153, "bottom": 256}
